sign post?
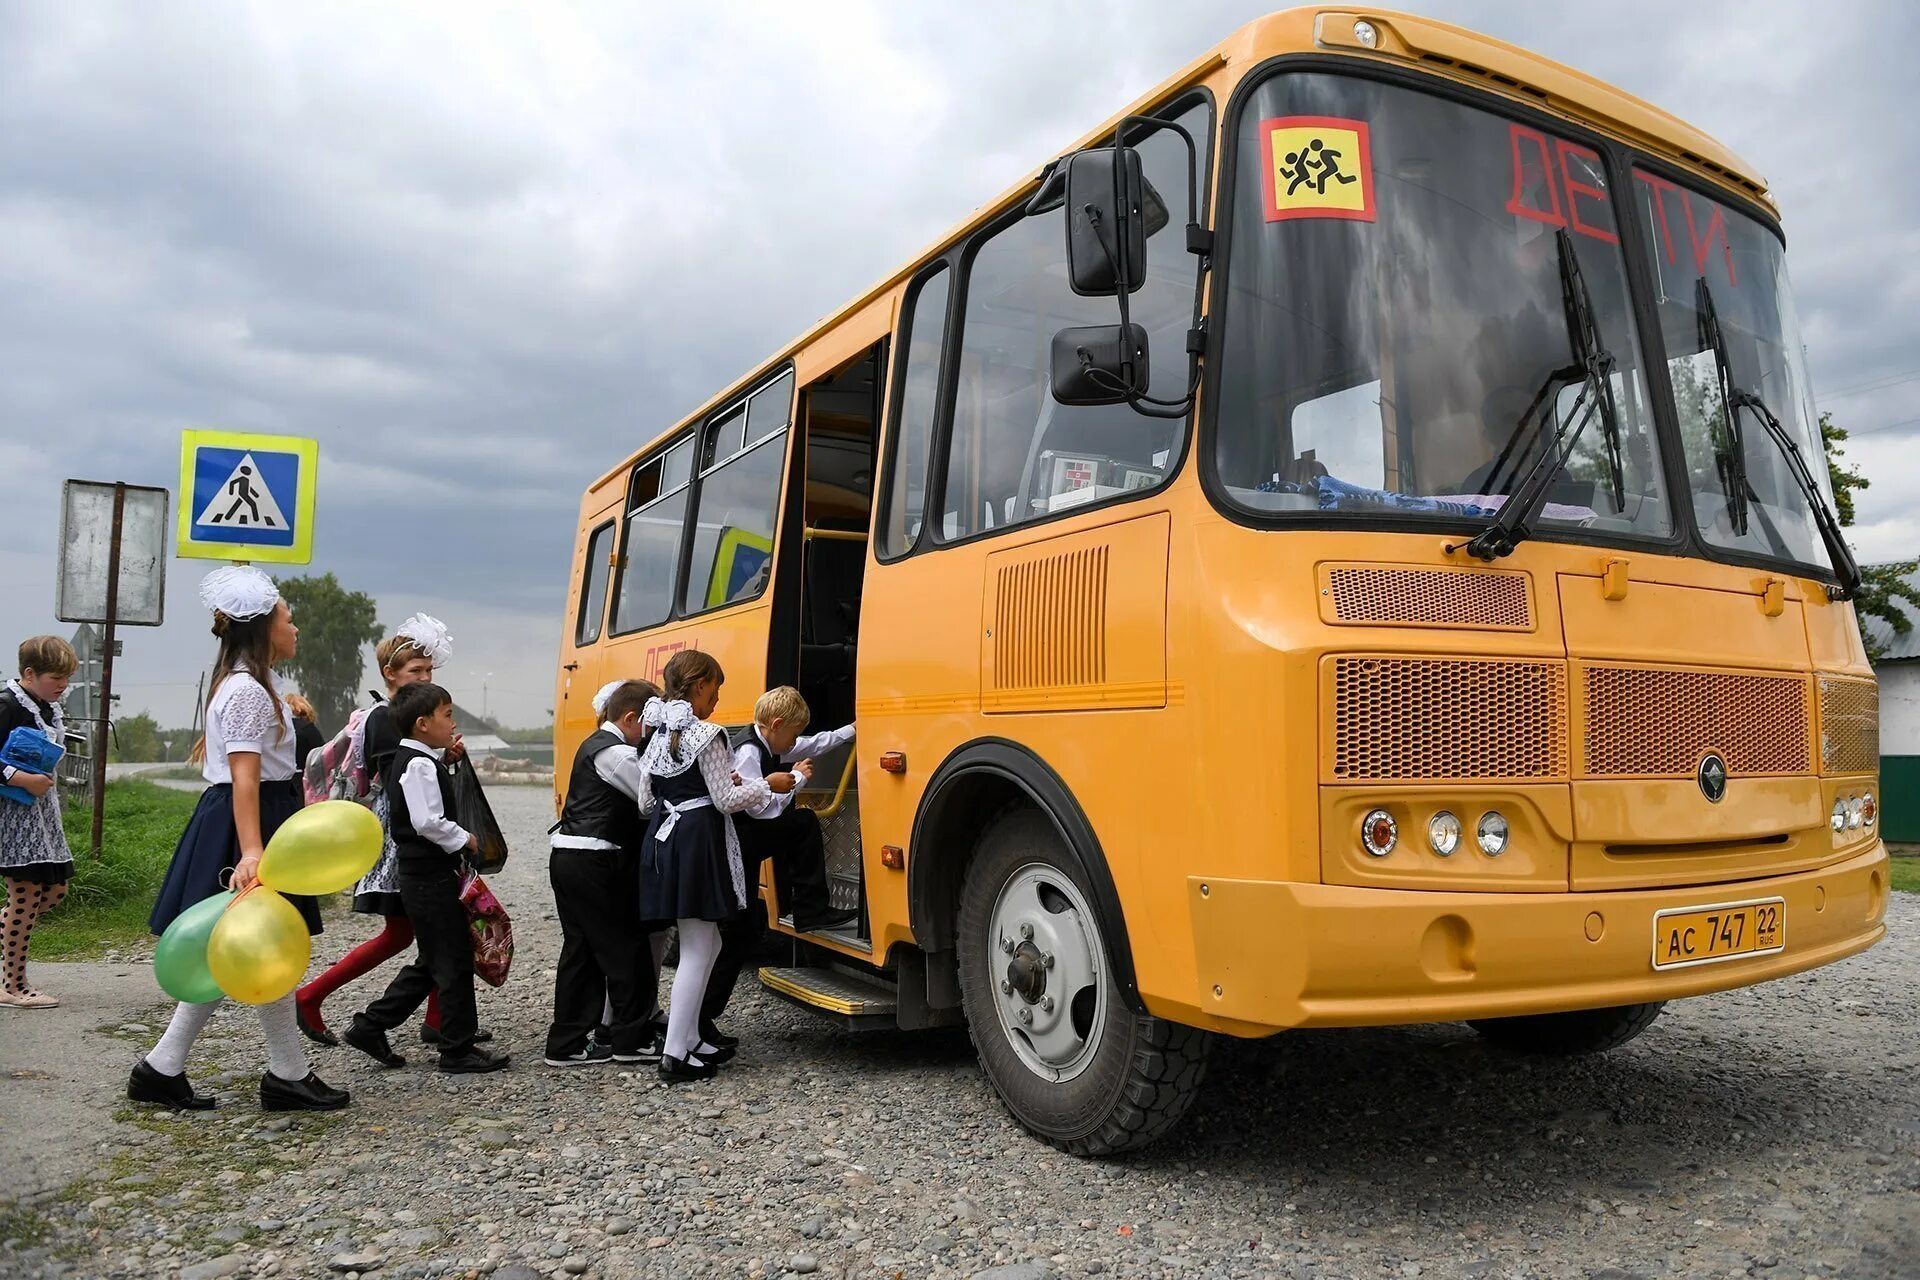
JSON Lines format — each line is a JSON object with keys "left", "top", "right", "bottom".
{"left": 57, "top": 480, "right": 169, "bottom": 857}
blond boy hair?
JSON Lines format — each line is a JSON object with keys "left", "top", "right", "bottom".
{"left": 18, "top": 635, "right": 77, "bottom": 678}
{"left": 753, "top": 686, "right": 810, "bottom": 729}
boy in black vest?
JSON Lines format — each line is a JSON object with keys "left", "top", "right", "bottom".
{"left": 544, "top": 679, "right": 659, "bottom": 1067}
{"left": 701, "top": 686, "right": 856, "bottom": 1044}
{"left": 346, "top": 682, "right": 509, "bottom": 1074}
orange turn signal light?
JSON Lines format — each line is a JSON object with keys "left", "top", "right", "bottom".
{"left": 879, "top": 752, "right": 907, "bottom": 775}
{"left": 880, "top": 845, "right": 905, "bottom": 870}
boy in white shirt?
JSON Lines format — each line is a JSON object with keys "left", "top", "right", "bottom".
{"left": 700, "top": 687, "right": 855, "bottom": 1045}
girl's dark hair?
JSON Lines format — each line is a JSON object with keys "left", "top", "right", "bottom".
{"left": 207, "top": 607, "right": 286, "bottom": 744}
{"left": 661, "top": 650, "right": 723, "bottom": 759}
{"left": 389, "top": 681, "right": 452, "bottom": 738}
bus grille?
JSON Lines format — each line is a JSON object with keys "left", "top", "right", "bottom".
{"left": 1325, "top": 565, "right": 1532, "bottom": 630}
{"left": 1818, "top": 676, "right": 1879, "bottom": 775}
{"left": 1580, "top": 665, "right": 1811, "bottom": 778}
{"left": 1331, "top": 656, "right": 1567, "bottom": 781}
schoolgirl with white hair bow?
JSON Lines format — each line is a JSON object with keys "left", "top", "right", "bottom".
{"left": 635, "top": 651, "right": 798, "bottom": 1082}
{"left": 131, "top": 568, "right": 350, "bottom": 1114}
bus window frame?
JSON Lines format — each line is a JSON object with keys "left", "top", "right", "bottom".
{"left": 574, "top": 517, "right": 617, "bottom": 647}
{"left": 873, "top": 89, "right": 1215, "bottom": 565}
{"left": 606, "top": 435, "right": 697, "bottom": 639}
{"left": 874, "top": 260, "right": 958, "bottom": 564}
{"left": 1197, "top": 55, "right": 1704, "bottom": 567}
{"left": 674, "top": 363, "right": 797, "bottom": 623}
{"left": 921, "top": 84, "right": 1205, "bottom": 556}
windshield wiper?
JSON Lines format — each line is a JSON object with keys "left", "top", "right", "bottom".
{"left": 1696, "top": 277, "right": 1752, "bottom": 536}
{"left": 1460, "top": 229, "right": 1625, "bottom": 561}
{"left": 1696, "top": 279, "right": 1861, "bottom": 599}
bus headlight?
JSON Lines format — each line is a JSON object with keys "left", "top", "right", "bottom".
{"left": 1846, "top": 795, "right": 1864, "bottom": 829}
{"left": 1475, "top": 811, "right": 1509, "bottom": 856}
{"left": 1427, "top": 811, "right": 1462, "bottom": 857}
{"left": 1862, "top": 792, "right": 1877, "bottom": 827}
{"left": 1361, "top": 809, "right": 1398, "bottom": 858}
{"left": 1831, "top": 797, "right": 1848, "bottom": 833}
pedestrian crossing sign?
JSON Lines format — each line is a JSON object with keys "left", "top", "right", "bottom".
{"left": 176, "top": 430, "right": 319, "bottom": 564}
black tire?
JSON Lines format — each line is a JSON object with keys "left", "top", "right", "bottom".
{"left": 956, "top": 808, "right": 1209, "bottom": 1156}
{"left": 1469, "top": 1001, "right": 1666, "bottom": 1055}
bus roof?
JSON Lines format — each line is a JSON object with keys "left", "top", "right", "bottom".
{"left": 588, "top": 6, "right": 1771, "bottom": 499}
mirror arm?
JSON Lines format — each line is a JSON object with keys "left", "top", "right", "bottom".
{"left": 1107, "top": 112, "right": 1212, "bottom": 417}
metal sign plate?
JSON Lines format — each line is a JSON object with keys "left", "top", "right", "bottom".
{"left": 56, "top": 481, "right": 170, "bottom": 626}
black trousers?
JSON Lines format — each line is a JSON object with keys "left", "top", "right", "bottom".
{"left": 702, "top": 807, "right": 834, "bottom": 1027}
{"left": 547, "top": 846, "right": 652, "bottom": 1057}
{"left": 361, "top": 866, "right": 477, "bottom": 1057}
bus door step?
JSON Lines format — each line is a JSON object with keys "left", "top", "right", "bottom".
{"left": 758, "top": 965, "right": 898, "bottom": 1031}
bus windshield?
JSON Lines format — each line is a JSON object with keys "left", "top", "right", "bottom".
{"left": 1629, "top": 168, "right": 1834, "bottom": 575}
{"left": 1212, "top": 72, "right": 1673, "bottom": 542}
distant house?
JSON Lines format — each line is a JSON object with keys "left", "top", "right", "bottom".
{"left": 1861, "top": 564, "right": 1920, "bottom": 843}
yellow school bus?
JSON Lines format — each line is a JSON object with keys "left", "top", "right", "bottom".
{"left": 556, "top": 8, "right": 1888, "bottom": 1154}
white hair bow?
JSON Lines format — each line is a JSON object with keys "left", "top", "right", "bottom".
{"left": 641, "top": 697, "right": 697, "bottom": 733}
{"left": 395, "top": 613, "right": 454, "bottom": 667}
{"left": 198, "top": 566, "right": 280, "bottom": 621}
{"left": 591, "top": 681, "right": 626, "bottom": 718}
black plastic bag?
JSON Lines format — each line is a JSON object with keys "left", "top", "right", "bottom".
{"left": 450, "top": 760, "right": 509, "bottom": 873}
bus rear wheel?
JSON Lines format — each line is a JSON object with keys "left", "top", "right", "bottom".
{"left": 955, "top": 808, "right": 1209, "bottom": 1156}
{"left": 1469, "top": 1001, "right": 1666, "bottom": 1055}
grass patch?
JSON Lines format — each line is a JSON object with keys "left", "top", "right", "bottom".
{"left": 32, "top": 780, "right": 201, "bottom": 960}
{"left": 1891, "top": 855, "right": 1920, "bottom": 895}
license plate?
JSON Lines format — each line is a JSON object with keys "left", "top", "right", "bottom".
{"left": 1651, "top": 897, "right": 1785, "bottom": 971}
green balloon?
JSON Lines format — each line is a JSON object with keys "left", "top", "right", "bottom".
{"left": 153, "top": 890, "right": 232, "bottom": 1004}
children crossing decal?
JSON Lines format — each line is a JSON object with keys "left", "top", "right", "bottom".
{"left": 1260, "top": 115, "right": 1375, "bottom": 223}
{"left": 176, "top": 430, "right": 320, "bottom": 564}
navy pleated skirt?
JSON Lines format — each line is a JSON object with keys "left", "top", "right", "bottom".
{"left": 148, "top": 779, "right": 323, "bottom": 936}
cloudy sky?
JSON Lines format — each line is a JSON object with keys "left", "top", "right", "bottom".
{"left": 3, "top": 1, "right": 1915, "bottom": 730}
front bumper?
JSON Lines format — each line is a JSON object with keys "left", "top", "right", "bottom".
{"left": 1179, "top": 843, "right": 1889, "bottom": 1035}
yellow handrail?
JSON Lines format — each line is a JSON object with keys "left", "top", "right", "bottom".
{"left": 804, "top": 527, "right": 868, "bottom": 543}
{"left": 799, "top": 749, "right": 858, "bottom": 819}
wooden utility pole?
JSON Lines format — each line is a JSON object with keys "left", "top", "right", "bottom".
{"left": 89, "top": 482, "right": 126, "bottom": 859}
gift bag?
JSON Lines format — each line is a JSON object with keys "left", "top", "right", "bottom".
{"left": 450, "top": 760, "right": 509, "bottom": 874}
{"left": 459, "top": 867, "right": 514, "bottom": 987}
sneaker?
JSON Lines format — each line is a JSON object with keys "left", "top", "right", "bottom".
{"left": 344, "top": 1019, "right": 407, "bottom": 1069}
{"left": 544, "top": 1043, "right": 614, "bottom": 1068}
{"left": 612, "top": 1037, "right": 662, "bottom": 1066}
{"left": 439, "top": 1046, "right": 511, "bottom": 1074}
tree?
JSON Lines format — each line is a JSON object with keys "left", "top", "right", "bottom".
{"left": 109, "top": 711, "right": 161, "bottom": 762}
{"left": 1824, "top": 412, "right": 1920, "bottom": 657}
{"left": 275, "top": 573, "right": 382, "bottom": 734}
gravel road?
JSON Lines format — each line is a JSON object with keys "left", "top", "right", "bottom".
{"left": 2, "top": 786, "right": 1912, "bottom": 1280}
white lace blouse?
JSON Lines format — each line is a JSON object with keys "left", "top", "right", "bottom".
{"left": 202, "top": 671, "right": 298, "bottom": 784}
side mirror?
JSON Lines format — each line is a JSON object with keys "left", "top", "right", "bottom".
{"left": 1050, "top": 324, "right": 1149, "bottom": 406}
{"left": 1063, "top": 147, "right": 1165, "bottom": 296}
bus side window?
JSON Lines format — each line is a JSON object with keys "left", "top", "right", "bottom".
{"left": 611, "top": 446, "right": 693, "bottom": 635}
{"left": 880, "top": 265, "right": 950, "bottom": 558}
{"left": 681, "top": 370, "right": 792, "bottom": 615}
{"left": 575, "top": 519, "right": 616, "bottom": 646}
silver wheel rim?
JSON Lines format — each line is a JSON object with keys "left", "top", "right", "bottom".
{"left": 987, "top": 861, "right": 1109, "bottom": 1083}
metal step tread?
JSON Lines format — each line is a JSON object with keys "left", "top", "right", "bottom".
{"left": 759, "top": 965, "right": 897, "bottom": 1017}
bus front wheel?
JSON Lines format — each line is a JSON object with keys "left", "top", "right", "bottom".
{"left": 955, "top": 808, "right": 1209, "bottom": 1156}
{"left": 1468, "top": 1001, "right": 1666, "bottom": 1055}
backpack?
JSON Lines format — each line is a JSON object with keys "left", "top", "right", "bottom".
{"left": 302, "top": 707, "right": 375, "bottom": 807}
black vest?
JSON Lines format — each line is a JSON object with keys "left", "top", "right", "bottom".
{"left": 731, "top": 726, "right": 779, "bottom": 779}
{"left": 386, "top": 744, "right": 460, "bottom": 868}
{"left": 556, "top": 729, "right": 646, "bottom": 852}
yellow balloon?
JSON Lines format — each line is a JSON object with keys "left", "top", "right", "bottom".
{"left": 207, "top": 887, "right": 312, "bottom": 1005}
{"left": 257, "top": 800, "right": 385, "bottom": 896}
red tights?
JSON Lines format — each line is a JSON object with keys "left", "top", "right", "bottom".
{"left": 296, "top": 914, "right": 440, "bottom": 1032}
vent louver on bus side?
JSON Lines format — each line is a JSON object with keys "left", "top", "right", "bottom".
{"left": 1319, "top": 564, "right": 1533, "bottom": 631}
{"left": 982, "top": 515, "right": 1169, "bottom": 714}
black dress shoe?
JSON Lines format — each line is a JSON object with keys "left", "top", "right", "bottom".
{"left": 421, "top": 1024, "right": 494, "bottom": 1046}
{"left": 127, "top": 1059, "right": 216, "bottom": 1111}
{"left": 344, "top": 1020, "right": 406, "bottom": 1069}
{"left": 794, "top": 907, "right": 858, "bottom": 932}
{"left": 295, "top": 1004, "right": 339, "bottom": 1048}
{"left": 698, "top": 1021, "right": 739, "bottom": 1050}
{"left": 438, "top": 1046, "right": 511, "bottom": 1074}
{"left": 693, "top": 1042, "right": 736, "bottom": 1065}
{"left": 658, "top": 1054, "right": 717, "bottom": 1083}
{"left": 260, "top": 1071, "right": 351, "bottom": 1112}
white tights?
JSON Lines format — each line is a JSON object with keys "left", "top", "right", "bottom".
{"left": 144, "top": 994, "right": 309, "bottom": 1082}
{"left": 664, "top": 919, "right": 721, "bottom": 1062}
